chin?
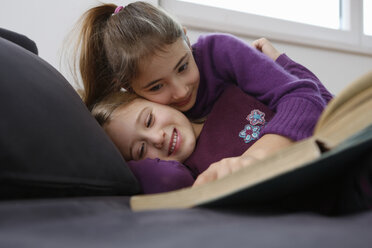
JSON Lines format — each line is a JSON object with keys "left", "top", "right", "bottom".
{"left": 181, "top": 99, "right": 196, "bottom": 112}
{"left": 177, "top": 105, "right": 191, "bottom": 112}
{"left": 172, "top": 153, "right": 189, "bottom": 164}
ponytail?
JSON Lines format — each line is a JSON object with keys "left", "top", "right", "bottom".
{"left": 75, "top": 4, "right": 118, "bottom": 109}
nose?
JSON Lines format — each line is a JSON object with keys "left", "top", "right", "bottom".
{"left": 148, "top": 129, "right": 165, "bottom": 149}
{"left": 170, "top": 80, "right": 188, "bottom": 100}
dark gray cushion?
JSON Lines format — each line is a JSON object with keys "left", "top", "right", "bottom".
{"left": 0, "top": 27, "right": 38, "bottom": 55}
{"left": 0, "top": 36, "right": 140, "bottom": 198}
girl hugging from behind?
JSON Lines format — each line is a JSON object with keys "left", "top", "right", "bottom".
{"left": 72, "top": 2, "right": 333, "bottom": 193}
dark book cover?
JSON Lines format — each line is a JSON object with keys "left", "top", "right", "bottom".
{"left": 201, "top": 125, "right": 372, "bottom": 215}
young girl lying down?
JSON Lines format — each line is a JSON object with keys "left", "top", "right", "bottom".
{"left": 93, "top": 85, "right": 280, "bottom": 194}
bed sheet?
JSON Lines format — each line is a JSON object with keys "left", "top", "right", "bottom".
{"left": 0, "top": 196, "right": 371, "bottom": 248}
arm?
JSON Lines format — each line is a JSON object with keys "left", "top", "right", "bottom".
{"left": 193, "top": 35, "right": 331, "bottom": 187}
{"left": 246, "top": 38, "right": 332, "bottom": 163}
{"left": 252, "top": 37, "right": 333, "bottom": 102}
{"left": 193, "top": 134, "right": 293, "bottom": 186}
{"left": 197, "top": 34, "right": 327, "bottom": 141}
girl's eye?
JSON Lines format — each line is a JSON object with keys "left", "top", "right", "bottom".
{"left": 146, "top": 113, "right": 153, "bottom": 128}
{"left": 138, "top": 143, "right": 145, "bottom": 159}
{"left": 178, "top": 62, "right": 188, "bottom": 73}
{"left": 149, "top": 84, "right": 163, "bottom": 92}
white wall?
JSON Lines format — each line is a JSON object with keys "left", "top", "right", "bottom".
{"left": 0, "top": 1, "right": 90, "bottom": 68}
{"left": 1, "top": 0, "right": 371, "bottom": 94}
{"left": 0, "top": 0, "right": 144, "bottom": 88}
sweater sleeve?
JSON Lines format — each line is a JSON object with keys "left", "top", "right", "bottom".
{"left": 127, "top": 158, "right": 195, "bottom": 194}
{"left": 276, "top": 53, "right": 334, "bottom": 103}
{"left": 196, "top": 34, "right": 329, "bottom": 141}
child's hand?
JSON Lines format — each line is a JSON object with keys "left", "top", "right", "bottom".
{"left": 193, "top": 156, "right": 257, "bottom": 187}
{"left": 252, "top": 38, "right": 281, "bottom": 61}
{"left": 192, "top": 134, "right": 293, "bottom": 187}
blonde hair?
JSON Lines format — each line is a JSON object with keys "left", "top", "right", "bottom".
{"left": 91, "top": 90, "right": 139, "bottom": 127}
{"left": 72, "top": 1, "right": 184, "bottom": 109}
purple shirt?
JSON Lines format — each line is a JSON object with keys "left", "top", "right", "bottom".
{"left": 128, "top": 34, "right": 333, "bottom": 194}
{"left": 186, "top": 33, "right": 332, "bottom": 141}
{"left": 185, "top": 86, "right": 274, "bottom": 175}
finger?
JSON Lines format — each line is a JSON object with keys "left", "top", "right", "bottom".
{"left": 251, "top": 39, "right": 262, "bottom": 50}
{"left": 194, "top": 159, "right": 232, "bottom": 186}
{"left": 260, "top": 37, "right": 268, "bottom": 43}
{"left": 232, "top": 156, "right": 256, "bottom": 172}
{"left": 230, "top": 161, "right": 244, "bottom": 173}
{"left": 193, "top": 170, "right": 218, "bottom": 187}
{"left": 215, "top": 162, "right": 233, "bottom": 179}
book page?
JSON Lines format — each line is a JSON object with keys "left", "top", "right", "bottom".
{"left": 316, "top": 86, "right": 372, "bottom": 135}
{"left": 315, "top": 96, "right": 372, "bottom": 149}
{"left": 315, "top": 71, "right": 372, "bottom": 132}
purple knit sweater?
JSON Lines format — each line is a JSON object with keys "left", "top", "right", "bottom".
{"left": 128, "top": 34, "right": 333, "bottom": 194}
{"left": 186, "top": 33, "right": 332, "bottom": 141}
{"left": 184, "top": 86, "right": 275, "bottom": 176}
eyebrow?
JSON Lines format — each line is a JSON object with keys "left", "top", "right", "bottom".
{"left": 142, "top": 52, "right": 189, "bottom": 89}
{"left": 129, "top": 106, "right": 150, "bottom": 160}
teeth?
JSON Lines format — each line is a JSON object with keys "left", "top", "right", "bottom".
{"left": 169, "top": 131, "right": 178, "bottom": 154}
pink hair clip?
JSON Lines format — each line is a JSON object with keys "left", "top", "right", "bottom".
{"left": 114, "top": 6, "right": 124, "bottom": 15}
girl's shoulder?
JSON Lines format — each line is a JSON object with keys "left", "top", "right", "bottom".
{"left": 193, "top": 32, "right": 243, "bottom": 48}
{"left": 192, "top": 32, "right": 252, "bottom": 60}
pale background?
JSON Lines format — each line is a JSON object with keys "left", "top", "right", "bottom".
{"left": 1, "top": 0, "right": 372, "bottom": 94}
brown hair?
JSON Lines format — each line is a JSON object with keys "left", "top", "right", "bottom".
{"left": 73, "top": 1, "right": 184, "bottom": 109}
{"left": 91, "top": 90, "right": 139, "bottom": 127}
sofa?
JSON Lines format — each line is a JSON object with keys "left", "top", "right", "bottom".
{"left": 1, "top": 28, "right": 372, "bottom": 248}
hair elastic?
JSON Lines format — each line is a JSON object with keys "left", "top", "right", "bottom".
{"left": 114, "top": 6, "right": 124, "bottom": 15}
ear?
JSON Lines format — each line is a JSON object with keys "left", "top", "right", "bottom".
{"left": 124, "top": 85, "right": 134, "bottom": 93}
{"left": 182, "top": 27, "right": 191, "bottom": 47}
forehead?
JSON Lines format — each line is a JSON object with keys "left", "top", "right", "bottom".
{"left": 118, "top": 98, "right": 157, "bottom": 114}
{"left": 104, "top": 99, "right": 148, "bottom": 160}
{"left": 138, "top": 38, "right": 190, "bottom": 72}
{"left": 114, "top": 98, "right": 147, "bottom": 118}
{"left": 104, "top": 99, "right": 142, "bottom": 137}
{"left": 112, "top": 98, "right": 171, "bottom": 122}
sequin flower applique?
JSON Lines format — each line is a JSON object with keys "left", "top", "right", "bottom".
{"left": 239, "top": 124, "right": 261, "bottom": 143}
{"left": 247, "top": 109, "right": 265, "bottom": 126}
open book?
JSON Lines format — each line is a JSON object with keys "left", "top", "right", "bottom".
{"left": 130, "top": 71, "right": 372, "bottom": 212}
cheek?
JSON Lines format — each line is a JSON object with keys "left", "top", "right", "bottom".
{"left": 105, "top": 123, "right": 133, "bottom": 160}
{"left": 178, "top": 136, "right": 195, "bottom": 163}
{"left": 180, "top": 125, "right": 197, "bottom": 154}
{"left": 108, "top": 134, "right": 130, "bottom": 160}
{"left": 145, "top": 147, "right": 162, "bottom": 160}
{"left": 188, "top": 62, "right": 200, "bottom": 84}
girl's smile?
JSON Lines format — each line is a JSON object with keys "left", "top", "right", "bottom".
{"left": 168, "top": 128, "right": 181, "bottom": 156}
{"left": 104, "top": 98, "right": 203, "bottom": 163}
